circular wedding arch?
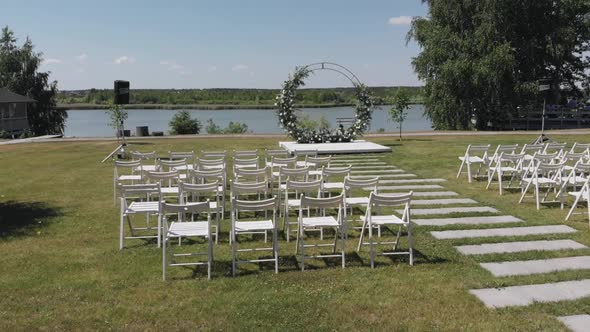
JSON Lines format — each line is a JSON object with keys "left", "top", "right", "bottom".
{"left": 276, "top": 62, "right": 373, "bottom": 143}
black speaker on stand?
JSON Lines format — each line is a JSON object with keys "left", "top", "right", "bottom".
{"left": 114, "top": 80, "right": 130, "bottom": 105}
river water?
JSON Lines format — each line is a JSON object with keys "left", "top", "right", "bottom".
{"left": 64, "top": 105, "right": 432, "bottom": 137}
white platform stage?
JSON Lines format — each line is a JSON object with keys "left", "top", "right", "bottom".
{"left": 279, "top": 140, "right": 391, "bottom": 155}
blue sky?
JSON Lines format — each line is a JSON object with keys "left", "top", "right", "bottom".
{"left": 3, "top": 0, "right": 427, "bottom": 90}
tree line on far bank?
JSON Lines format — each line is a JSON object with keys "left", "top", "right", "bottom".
{"left": 57, "top": 86, "right": 425, "bottom": 106}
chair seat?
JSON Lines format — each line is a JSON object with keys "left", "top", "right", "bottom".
{"left": 360, "top": 215, "right": 407, "bottom": 226}
{"left": 235, "top": 164, "right": 257, "bottom": 169}
{"left": 324, "top": 182, "right": 344, "bottom": 190}
{"left": 569, "top": 191, "right": 589, "bottom": 200}
{"left": 173, "top": 165, "right": 193, "bottom": 171}
{"left": 279, "top": 184, "right": 287, "bottom": 190}
{"left": 235, "top": 220, "right": 274, "bottom": 232}
{"left": 286, "top": 199, "right": 300, "bottom": 207}
{"left": 135, "top": 165, "right": 157, "bottom": 172}
{"left": 309, "top": 170, "right": 322, "bottom": 176}
{"left": 167, "top": 221, "right": 209, "bottom": 237}
{"left": 522, "top": 178, "right": 559, "bottom": 185}
{"left": 161, "top": 187, "right": 180, "bottom": 194}
{"left": 498, "top": 166, "right": 519, "bottom": 172}
{"left": 126, "top": 201, "right": 159, "bottom": 214}
{"left": 345, "top": 197, "right": 369, "bottom": 206}
{"left": 296, "top": 161, "right": 307, "bottom": 167}
{"left": 202, "top": 165, "right": 224, "bottom": 170}
{"left": 566, "top": 176, "right": 587, "bottom": 184}
{"left": 118, "top": 175, "right": 142, "bottom": 181}
{"left": 458, "top": 156, "right": 486, "bottom": 163}
{"left": 302, "top": 216, "right": 339, "bottom": 228}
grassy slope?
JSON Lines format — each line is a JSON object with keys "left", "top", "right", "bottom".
{"left": 0, "top": 135, "right": 588, "bottom": 330}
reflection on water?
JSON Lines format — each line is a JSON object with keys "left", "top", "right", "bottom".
{"left": 64, "top": 105, "right": 432, "bottom": 137}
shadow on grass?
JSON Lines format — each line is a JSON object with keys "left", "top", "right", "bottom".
{"left": 0, "top": 200, "right": 62, "bottom": 238}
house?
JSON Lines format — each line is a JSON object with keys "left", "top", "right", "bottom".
{"left": 0, "top": 88, "right": 36, "bottom": 135}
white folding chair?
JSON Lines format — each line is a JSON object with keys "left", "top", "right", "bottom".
{"left": 190, "top": 168, "right": 226, "bottom": 220}
{"left": 201, "top": 150, "right": 227, "bottom": 160}
{"left": 519, "top": 161, "right": 565, "bottom": 209}
{"left": 301, "top": 155, "right": 331, "bottom": 178}
{"left": 267, "top": 156, "right": 297, "bottom": 186}
{"left": 233, "top": 157, "right": 259, "bottom": 177}
{"left": 231, "top": 196, "right": 279, "bottom": 276}
{"left": 119, "top": 183, "right": 161, "bottom": 250}
{"left": 168, "top": 151, "right": 195, "bottom": 171}
{"left": 322, "top": 165, "right": 352, "bottom": 195}
{"left": 283, "top": 178, "right": 322, "bottom": 242}
{"left": 457, "top": 144, "right": 490, "bottom": 183}
{"left": 296, "top": 194, "right": 345, "bottom": 271}
{"left": 520, "top": 144, "right": 545, "bottom": 162}
{"left": 113, "top": 159, "right": 143, "bottom": 205}
{"left": 235, "top": 166, "right": 270, "bottom": 185}
{"left": 145, "top": 170, "right": 181, "bottom": 200}
{"left": 358, "top": 192, "right": 414, "bottom": 268}
{"left": 161, "top": 201, "right": 212, "bottom": 280}
{"left": 488, "top": 144, "right": 519, "bottom": 166}
{"left": 265, "top": 149, "right": 289, "bottom": 165}
{"left": 158, "top": 158, "right": 189, "bottom": 180}
{"left": 486, "top": 152, "right": 525, "bottom": 195}
{"left": 543, "top": 142, "right": 567, "bottom": 157}
{"left": 557, "top": 161, "right": 590, "bottom": 200}
{"left": 569, "top": 142, "right": 590, "bottom": 156}
{"left": 278, "top": 166, "right": 310, "bottom": 210}
{"left": 230, "top": 180, "right": 272, "bottom": 242}
{"left": 344, "top": 176, "right": 379, "bottom": 231}
{"left": 131, "top": 151, "right": 158, "bottom": 172}
{"left": 179, "top": 181, "right": 221, "bottom": 243}
{"left": 565, "top": 176, "right": 590, "bottom": 227}
{"left": 234, "top": 149, "right": 258, "bottom": 159}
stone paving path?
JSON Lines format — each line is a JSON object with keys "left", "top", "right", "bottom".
{"left": 338, "top": 153, "right": 588, "bottom": 330}
{"left": 558, "top": 315, "right": 590, "bottom": 332}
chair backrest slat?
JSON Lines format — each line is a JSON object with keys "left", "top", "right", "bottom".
{"left": 369, "top": 191, "right": 413, "bottom": 207}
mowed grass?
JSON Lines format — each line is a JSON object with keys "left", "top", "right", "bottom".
{"left": 0, "top": 134, "right": 589, "bottom": 331}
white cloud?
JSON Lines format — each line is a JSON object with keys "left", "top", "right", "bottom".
{"left": 232, "top": 64, "right": 248, "bottom": 71}
{"left": 208, "top": 65, "right": 217, "bottom": 72}
{"left": 75, "top": 53, "right": 88, "bottom": 61}
{"left": 388, "top": 16, "right": 413, "bottom": 25}
{"left": 43, "top": 58, "right": 62, "bottom": 64}
{"left": 114, "top": 56, "right": 135, "bottom": 64}
{"left": 160, "top": 60, "right": 186, "bottom": 73}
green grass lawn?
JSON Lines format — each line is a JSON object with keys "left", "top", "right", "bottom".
{"left": 1, "top": 134, "right": 589, "bottom": 330}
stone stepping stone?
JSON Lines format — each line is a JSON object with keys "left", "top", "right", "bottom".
{"left": 480, "top": 256, "right": 590, "bottom": 277}
{"left": 401, "top": 206, "right": 498, "bottom": 216}
{"left": 469, "top": 279, "right": 590, "bottom": 308}
{"left": 379, "top": 178, "right": 447, "bottom": 184}
{"left": 431, "top": 225, "right": 577, "bottom": 240}
{"left": 456, "top": 239, "right": 588, "bottom": 255}
{"left": 369, "top": 185, "right": 445, "bottom": 191}
{"left": 411, "top": 198, "right": 477, "bottom": 206}
{"left": 352, "top": 174, "right": 417, "bottom": 179}
{"left": 558, "top": 315, "right": 590, "bottom": 332}
{"left": 332, "top": 162, "right": 387, "bottom": 166}
{"left": 414, "top": 215, "right": 521, "bottom": 226}
{"left": 334, "top": 159, "right": 380, "bottom": 163}
{"left": 411, "top": 191, "right": 459, "bottom": 197}
{"left": 348, "top": 165, "right": 397, "bottom": 169}
{"left": 352, "top": 169, "right": 405, "bottom": 174}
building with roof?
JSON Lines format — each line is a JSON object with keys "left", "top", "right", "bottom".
{"left": 0, "top": 88, "right": 36, "bottom": 135}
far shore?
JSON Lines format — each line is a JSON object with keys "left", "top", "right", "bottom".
{"left": 57, "top": 102, "right": 423, "bottom": 111}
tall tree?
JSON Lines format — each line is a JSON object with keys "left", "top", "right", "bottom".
{"left": 409, "top": 0, "right": 590, "bottom": 130}
{"left": 0, "top": 26, "right": 66, "bottom": 135}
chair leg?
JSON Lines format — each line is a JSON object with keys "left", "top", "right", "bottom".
{"left": 273, "top": 227, "right": 279, "bottom": 274}
{"left": 207, "top": 237, "right": 213, "bottom": 280}
{"left": 162, "top": 237, "right": 167, "bottom": 281}
{"left": 357, "top": 218, "right": 367, "bottom": 252}
{"left": 408, "top": 224, "right": 414, "bottom": 266}
{"left": 300, "top": 228, "right": 305, "bottom": 271}
{"left": 119, "top": 211, "right": 125, "bottom": 251}
{"left": 369, "top": 222, "right": 375, "bottom": 269}
{"left": 535, "top": 183, "right": 541, "bottom": 210}
{"left": 466, "top": 161, "right": 472, "bottom": 183}
{"left": 457, "top": 159, "right": 465, "bottom": 178}
{"left": 341, "top": 226, "right": 346, "bottom": 269}
{"left": 232, "top": 230, "right": 237, "bottom": 277}
{"left": 157, "top": 214, "right": 161, "bottom": 248}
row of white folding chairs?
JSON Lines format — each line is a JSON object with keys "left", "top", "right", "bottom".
{"left": 458, "top": 142, "right": 590, "bottom": 183}
{"left": 119, "top": 182, "right": 413, "bottom": 279}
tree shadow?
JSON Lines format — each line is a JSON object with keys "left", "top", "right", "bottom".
{"left": 0, "top": 201, "right": 62, "bottom": 238}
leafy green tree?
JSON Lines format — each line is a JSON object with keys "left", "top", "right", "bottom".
{"left": 0, "top": 26, "right": 66, "bottom": 135}
{"left": 105, "top": 102, "right": 128, "bottom": 136}
{"left": 409, "top": 0, "right": 590, "bottom": 130}
{"left": 389, "top": 89, "right": 411, "bottom": 141}
{"left": 169, "top": 110, "right": 201, "bottom": 135}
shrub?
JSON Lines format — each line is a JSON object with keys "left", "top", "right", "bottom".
{"left": 205, "top": 119, "right": 248, "bottom": 134}
{"left": 169, "top": 110, "right": 201, "bottom": 135}
{"left": 205, "top": 119, "right": 223, "bottom": 134}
